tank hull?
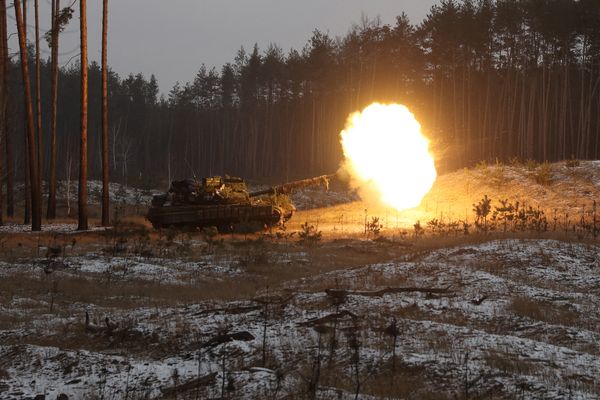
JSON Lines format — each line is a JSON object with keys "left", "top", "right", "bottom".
{"left": 147, "top": 203, "right": 283, "bottom": 230}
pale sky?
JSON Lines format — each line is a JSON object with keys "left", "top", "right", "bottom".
{"left": 8, "top": 0, "right": 438, "bottom": 93}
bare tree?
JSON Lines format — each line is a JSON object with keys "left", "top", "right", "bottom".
{"left": 14, "top": 0, "right": 42, "bottom": 231}
{"left": 0, "top": 0, "right": 5, "bottom": 225}
{"left": 101, "top": 0, "right": 109, "bottom": 226}
{"left": 0, "top": 0, "right": 12, "bottom": 218}
{"left": 47, "top": 0, "right": 60, "bottom": 219}
{"left": 22, "top": 0, "right": 30, "bottom": 225}
{"left": 78, "top": 0, "right": 88, "bottom": 230}
{"left": 34, "top": 0, "right": 42, "bottom": 191}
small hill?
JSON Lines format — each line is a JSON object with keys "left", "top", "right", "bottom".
{"left": 291, "top": 160, "right": 600, "bottom": 233}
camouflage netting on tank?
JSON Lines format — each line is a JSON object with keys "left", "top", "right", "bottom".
{"left": 165, "top": 177, "right": 251, "bottom": 206}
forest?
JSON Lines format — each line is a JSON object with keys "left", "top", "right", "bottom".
{"left": 2, "top": 0, "right": 600, "bottom": 194}
{"left": 3, "top": 2, "right": 600, "bottom": 397}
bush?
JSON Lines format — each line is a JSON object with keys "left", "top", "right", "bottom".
{"left": 202, "top": 226, "right": 222, "bottom": 252}
{"left": 476, "top": 159, "right": 506, "bottom": 186}
{"left": 533, "top": 162, "right": 553, "bottom": 186}
{"left": 492, "top": 199, "right": 516, "bottom": 231}
{"left": 509, "top": 156, "right": 522, "bottom": 167}
{"left": 366, "top": 216, "right": 383, "bottom": 237}
{"left": 299, "top": 222, "right": 322, "bottom": 245}
{"left": 473, "top": 195, "right": 492, "bottom": 231}
{"left": 413, "top": 220, "right": 424, "bottom": 237}
{"left": 525, "top": 159, "right": 539, "bottom": 171}
{"left": 475, "top": 160, "right": 488, "bottom": 172}
{"left": 565, "top": 156, "right": 580, "bottom": 168}
{"left": 426, "top": 218, "right": 445, "bottom": 235}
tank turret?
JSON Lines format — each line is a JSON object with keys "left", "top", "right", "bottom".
{"left": 146, "top": 174, "right": 333, "bottom": 231}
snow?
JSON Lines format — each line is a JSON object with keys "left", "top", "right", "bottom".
{"left": 12, "top": 180, "right": 155, "bottom": 207}
{"left": 0, "top": 223, "right": 108, "bottom": 234}
{"left": 4, "top": 159, "right": 600, "bottom": 397}
{"left": 1, "top": 239, "right": 600, "bottom": 398}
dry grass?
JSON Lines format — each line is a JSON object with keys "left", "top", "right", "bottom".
{"left": 509, "top": 296, "right": 579, "bottom": 326}
{"left": 0, "top": 272, "right": 263, "bottom": 314}
{"left": 532, "top": 162, "right": 554, "bottom": 186}
{"left": 362, "top": 364, "right": 440, "bottom": 400}
{"left": 484, "top": 350, "right": 538, "bottom": 375}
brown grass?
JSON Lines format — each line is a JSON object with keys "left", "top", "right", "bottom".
{"left": 0, "top": 272, "right": 262, "bottom": 314}
{"left": 484, "top": 350, "right": 538, "bottom": 375}
{"left": 364, "top": 373, "right": 448, "bottom": 400}
{"left": 509, "top": 296, "right": 579, "bottom": 326}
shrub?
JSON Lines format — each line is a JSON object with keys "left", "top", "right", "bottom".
{"left": 533, "top": 162, "right": 553, "bottom": 186}
{"left": 489, "top": 159, "right": 507, "bottom": 186}
{"left": 492, "top": 199, "right": 516, "bottom": 231}
{"left": 508, "top": 156, "right": 522, "bottom": 167}
{"left": 366, "top": 216, "right": 383, "bottom": 237}
{"left": 475, "top": 160, "right": 488, "bottom": 170}
{"left": 202, "top": 226, "right": 222, "bottom": 252}
{"left": 426, "top": 218, "right": 445, "bottom": 235}
{"left": 565, "top": 156, "right": 580, "bottom": 168}
{"left": 299, "top": 222, "right": 322, "bottom": 245}
{"left": 525, "top": 159, "right": 539, "bottom": 171}
{"left": 413, "top": 221, "right": 424, "bottom": 237}
{"left": 473, "top": 195, "right": 492, "bottom": 231}
{"left": 461, "top": 220, "right": 471, "bottom": 235}
{"left": 477, "top": 159, "right": 507, "bottom": 186}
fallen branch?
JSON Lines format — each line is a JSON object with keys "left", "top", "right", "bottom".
{"left": 192, "top": 305, "right": 261, "bottom": 317}
{"left": 298, "top": 310, "right": 357, "bottom": 327}
{"left": 160, "top": 372, "right": 217, "bottom": 396}
{"left": 325, "top": 286, "right": 453, "bottom": 298}
{"left": 201, "top": 331, "right": 255, "bottom": 349}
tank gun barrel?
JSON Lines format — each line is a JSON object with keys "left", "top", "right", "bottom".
{"left": 249, "top": 174, "right": 334, "bottom": 198}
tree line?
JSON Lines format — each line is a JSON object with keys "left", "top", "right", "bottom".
{"left": 1, "top": 0, "right": 600, "bottom": 229}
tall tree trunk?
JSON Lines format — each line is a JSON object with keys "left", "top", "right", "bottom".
{"left": 14, "top": 0, "right": 41, "bottom": 231}
{"left": 101, "top": 0, "right": 109, "bottom": 226}
{"left": 34, "top": 0, "right": 42, "bottom": 193}
{"left": 47, "top": 0, "right": 59, "bottom": 219}
{"left": 22, "top": 0, "right": 30, "bottom": 224}
{"left": 78, "top": 0, "right": 88, "bottom": 230}
{"left": 0, "top": 0, "right": 5, "bottom": 225}
{"left": 24, "top": 150, "right": 30, "bottom": 223}
{"left": 1, "top": 0, "right": 12, "bottom": 218}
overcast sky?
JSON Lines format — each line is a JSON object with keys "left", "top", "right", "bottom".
{"left": 8, "top": 0, "right": 438, "bottom": 93}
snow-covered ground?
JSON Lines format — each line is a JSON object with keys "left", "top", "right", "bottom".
{"left": 2, "top": 161, "right": 600, "bottom": 398}
{"left": 13, "top": 180, "right": 156, "bottom": 207}
{"left": 0, "top": 223, "right": 109, "bottom": 234}
{"left": 1, "top": 238, "right": 599, "bottom": 399}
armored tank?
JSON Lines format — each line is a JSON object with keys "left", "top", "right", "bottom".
{"left": 147, "top": 175, "right": 332, "bottom": 231}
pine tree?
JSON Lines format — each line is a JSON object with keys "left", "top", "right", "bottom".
{"left": 78, "top": 0, "right": 88, "bottom": 230}
{"left": 34, "top": 0, "right": 43, "bottom": 195}
{"left": 0, "top": 0, "right": 12, "bottom": 218}
{"left": 14, "top": 0, "right": 42, "bottom": 231}
{"left": 47, "top": 0, "right": 60, "bottom": 219}
{"left": 101, "top": 0, "right": 110, "bottom": 226}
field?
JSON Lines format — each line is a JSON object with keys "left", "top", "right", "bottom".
{"left": 1, "top": 161, "right": 600, "bottom": 399}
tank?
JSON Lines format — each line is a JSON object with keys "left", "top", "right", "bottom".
{"left": 147, "top": 175, "right": 332, "bottom": 231}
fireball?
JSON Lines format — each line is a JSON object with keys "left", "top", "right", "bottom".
{"left": 340, "top": 103, "right": 436, "bottom": 211}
